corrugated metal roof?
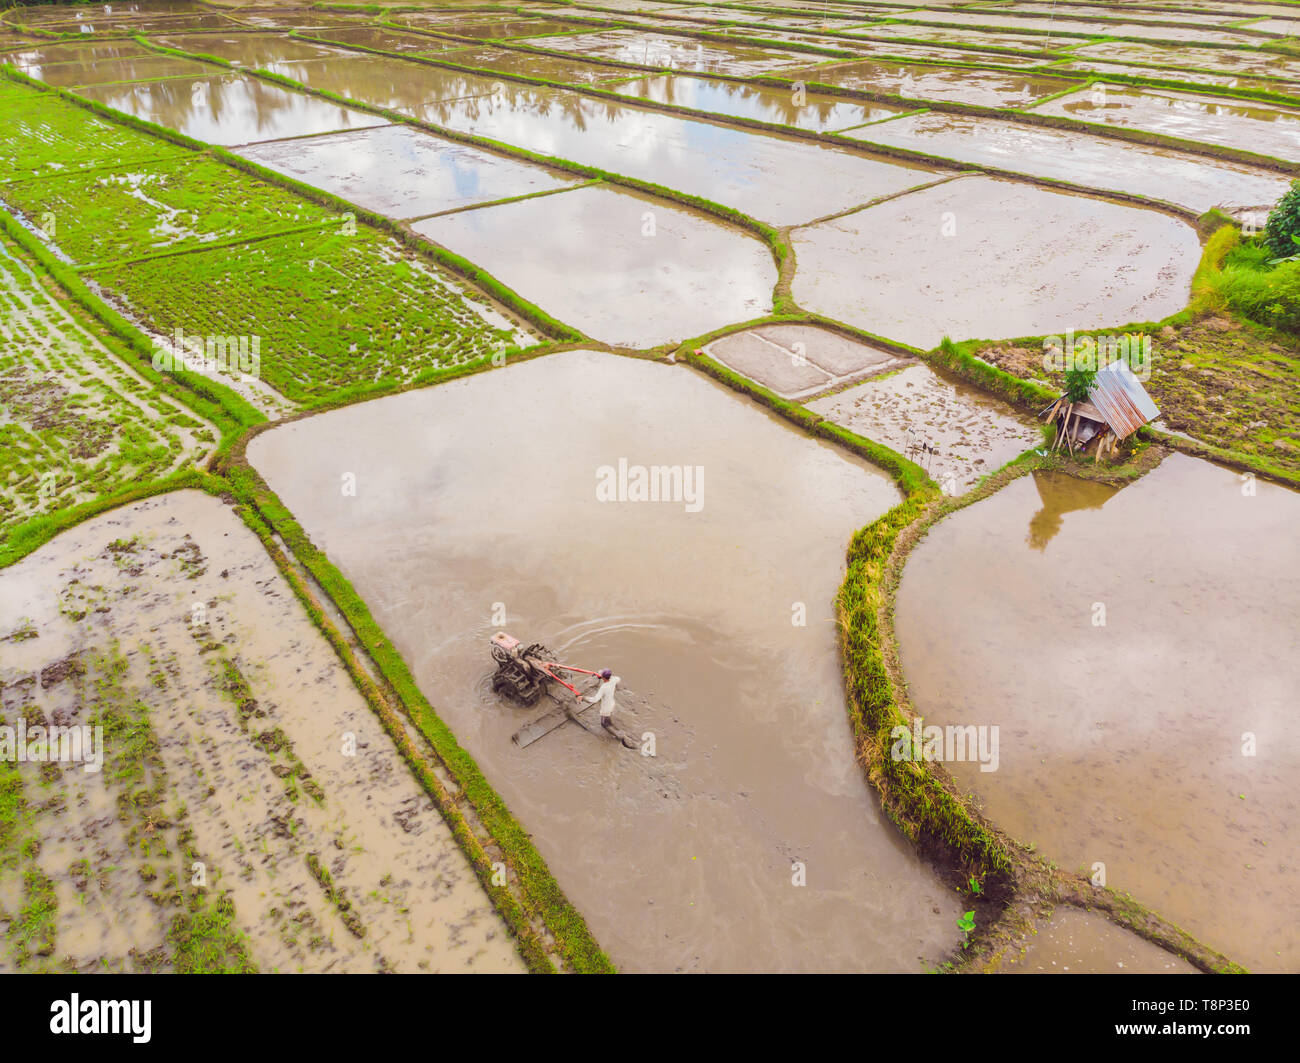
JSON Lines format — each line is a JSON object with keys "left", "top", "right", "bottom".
{"left": 1087, "top": 362, "right": 1159, "bottom": 439}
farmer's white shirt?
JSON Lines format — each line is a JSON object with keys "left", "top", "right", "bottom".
{"left": 585, "top": 676, "right": 621, "bottom": 718}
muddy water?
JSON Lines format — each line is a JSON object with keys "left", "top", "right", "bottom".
{"left": 4, "top": 39, "right": 158, "bottom": 68}
{"left": 884, "top": 9, "right": 1262, "bottom": 45}
{"left": 523, "top": 29, "right": 812, "bottom": 74}
{"left": 436, "top": 45, "right": 640, "bottom": 84}
{"left": 237, "top": 124, "right": 578, "bottom": 220}
{"left": 1033, "top": 86, "right": 1300, "bottom": 161}
{"left": 20, "top": 53, "right": 214, "bottom": 88}
{"left": 1237, "top": 18, "right": 1300, "bottom": 35}
{"left": 842, "top": 111, "right": 1294, "bottom": 214}
{"left": 305, "top": 25, "right": 476, "bottom": 54}
{"left": 249, "top": 350, "right": 962, "bottom": 973}
{"left": 395, "top": 16, "right": 601, "bottom": 40}
{"left": 895, "top": 455, "right": 1300, "bottom": 971}
{"left": 264, "top": 55, "right": 946, "bottom": 226}
{"left": 611, "top": 72, "right": 909, "bottom": 131}
{"left": 1055, "top": 58, "right": 1300, "bottom": 98}
{"left": 6, "top": 0, "right": 208, "bottom": 21}
{"left": 1005, "top": 909, "right": 1197, "bottom": 974}
{"left": 414, "top": 185, "right": 774, "bottom": 346}
{"left": 1006, "top": 3, "right": 1244, "bottom": 25}
{"left": 0, "top": 491, "right": 525, "bottom": 973}
{"left": 1073, "top": 39, "right": 1300, "bottom": 80}
{"left": 851, "top": 24, "right": 1092, "bottom": 51}
{"left": 41, "top": 13, "right": 239, "bottom": 34}
{"left": 793, "top": 175, "right": 1200, "bottom": 350}
{"left": 796, "top": 37, "right": 1051, "bottom": 68}
{"left": 74, "top": 73, "right": 390, "bottom": 146}
{"left": 786, "top": 58, "right": 1081, "bottom": 108}
{"left": 155, "top": 32, "right": 352, "bottom": 68}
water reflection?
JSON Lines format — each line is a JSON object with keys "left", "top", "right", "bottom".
{"left": 1026, "top": 470, "right": 1119, "bottom": 551}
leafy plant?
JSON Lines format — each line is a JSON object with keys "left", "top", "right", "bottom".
{"left": 957, "top": 909, "right": 976, "bottom": 949}
{"left": 1264, "top": 179, "right": 1300, "bottom": 260}
{"left": 1062, "top": 364, "right": 1097, "bottom": 404}
{"left": 1269, "top": 233, "right": 1300, "bottom": 265}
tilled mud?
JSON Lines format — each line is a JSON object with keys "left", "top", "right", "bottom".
{"left": 0, "top": 491, "right": 524, "bottom": 973}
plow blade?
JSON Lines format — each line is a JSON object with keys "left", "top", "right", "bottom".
{"left": 512, "top": 706, "right": 570, "bottom": 748}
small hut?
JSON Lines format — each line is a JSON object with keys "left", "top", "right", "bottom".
{"left": 1042, "top": 361, "right": 1159, "bottom": 462}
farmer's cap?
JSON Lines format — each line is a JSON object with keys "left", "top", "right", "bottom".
{"left": 600, "top": 669, "right": 613, "bottom": 679}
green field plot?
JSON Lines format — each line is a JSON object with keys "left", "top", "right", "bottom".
{"left": 94, "top": 228, "right": 535, "bottom": 402}
{"left": 0, "top": 227, "right": 216, "bottom": 551}
{"left": 0, "top": 154, "right": 338, "bottom": 266}
{"left": 0, "top": 82, "right": 185, "bottom": 183}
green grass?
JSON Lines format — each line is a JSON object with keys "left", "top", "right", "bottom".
{"left": 0, "top": 78, "right": 186, "bottom": 182}
{"left": 93, "top": 227, "right": 529, "bottom": 402}
{"left": 0, "top": 222, "right": 219, "bottom": 552}
{"left": 1206, "top": 235, "right": 1300, "bottom": 333}
{"left": 0, "top": 153, "right": 337, "bottom": 267}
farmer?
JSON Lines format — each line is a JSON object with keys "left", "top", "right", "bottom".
{"left": 584, "top": 669, "right": 621, "bottom": 733}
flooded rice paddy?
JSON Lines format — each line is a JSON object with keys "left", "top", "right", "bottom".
{"left": 413, "top": 185, "right": 775, "bottom": 346}
{"left": 1004, "top": 909, "right": 1198, "bottom": 974}
{"left": 75, "top": 73, "right": 389, "bottom": 146}
{"left": 209, "top": 53, "right": 946, "bottom": 226}
{"left": 785, "top": 58, "right": 1082, "bottom": 109}
{"left": 1072, "top": 39, "right": 1300, "bottom": 80}
{"left": 885, "top": 8, "right": 1266, "bottom": 46}
{"left": 847, "top": 24, "right": 1094, "bottom": 52}
{"left": 153, "top": 33, "right": 353, "bottom": 69}
{"left": 12, "top": 52, "right": 213, "bottom": 88}
{"left": 842, "top": 111, "right": 1294, "bottom": 213}
{"left": 609, "top": 72, "right": 910, "bottom": 131}
{"left": 1033, "top": 85, "right": 1300, "bottom": 161}
{"left": 299, "top": 25, "right": 476, "bottom": 55}
{"left": 248, "top": 350, "right": 962, "bottom": 973}
{"left": 895, "top": 455, "right": 1300, "bottom": 972}
{"left": 519, "top": 30, "right": 813, "bottom": 74}
{"left": 792, "top": 176, "right": 1201, "bottom": 349}
{"left": 433, "top": 45, "right": 644, "bottom": 84}
{"left": 237, "top": 123, "right": 579, "bottom": 221}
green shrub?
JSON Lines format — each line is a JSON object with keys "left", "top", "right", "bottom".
{"left": 1264, "top": 179, "right": 1300, "bottom": 259}
{"left": 1063, "top": 364, "right": 1096, "bottom": 403}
